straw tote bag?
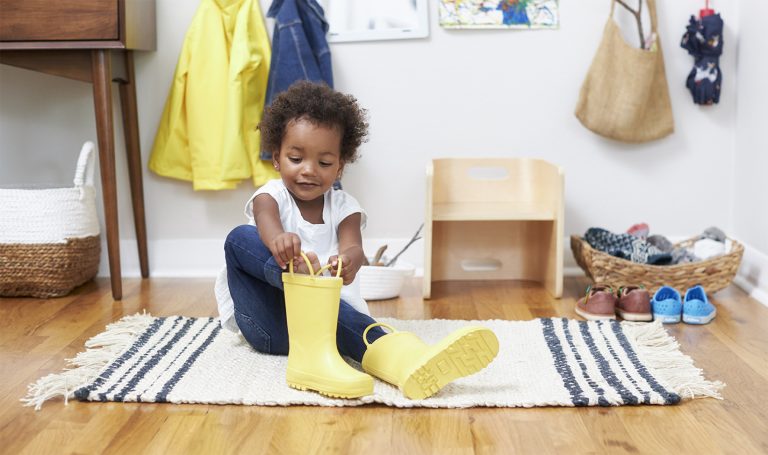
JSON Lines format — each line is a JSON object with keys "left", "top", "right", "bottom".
{"left": 575, "top": 0, "right": 674, "bottom": 142}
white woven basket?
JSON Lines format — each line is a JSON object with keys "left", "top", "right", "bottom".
{"left": 0, "top": 142, "right": 101, "bottom": 297}
{"left": 359, "top": 261, "right": 415, "bottom": 300}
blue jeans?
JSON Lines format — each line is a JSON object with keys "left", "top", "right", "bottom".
{"left": 224, "top": 225, "right": 385, "bottom": 362}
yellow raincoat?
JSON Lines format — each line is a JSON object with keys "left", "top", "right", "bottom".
{"left": 149, "top": 0, "right": 278, "bottom": 190}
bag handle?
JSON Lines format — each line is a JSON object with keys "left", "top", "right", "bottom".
{"left": 647, "top": 0, "right": 658, "bottom": 33}
{"left": 611, "top": 0, "right": 659, "bottom": 35}
{"left": 288, "top": 251, "right": 342, "bottom": 278}
{"left": 73, "top": 141, "right": 96, "bottom": 188}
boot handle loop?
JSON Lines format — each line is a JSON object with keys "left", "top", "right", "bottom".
{"left": 363, "top": 322, "right": 396, "bottom": 347}
{"left": 289, "top": 252, "right": 342, "bottom": 278}
{"left": 315, "top": 256, "right": 342, "bottom": 278}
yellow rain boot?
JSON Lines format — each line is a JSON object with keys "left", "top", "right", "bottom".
{"left": 282, "top": 253, "right": 374, "bottom": 398}
{"left": 361, "top": 322, "right": 499, "bottom": 400}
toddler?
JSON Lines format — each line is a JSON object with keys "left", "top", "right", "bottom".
{"left": 216, "top": 81, "right": 498, "bottom": 399}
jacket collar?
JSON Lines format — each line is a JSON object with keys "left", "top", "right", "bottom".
{"left": 268, "top": 0, "right": 329, "bottom": 29}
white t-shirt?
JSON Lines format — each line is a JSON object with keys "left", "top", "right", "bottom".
{"left": 214, "top": 179, "right": 370, "bottom": 333}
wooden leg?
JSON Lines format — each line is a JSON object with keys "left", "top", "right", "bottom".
{"left": 423, "top": 221, "right": 433, "bottom": 299}
{"left": 117, "top": 50, "right": 150, "bottom": 278}
{"left": 91, "top": 49, "right": 122, "bottom": 300}
{"left": 544, "top": 219, "right": 563, "bottom": 299}
{"left": 423, "top": 166, "right": 434, "bottom": 299}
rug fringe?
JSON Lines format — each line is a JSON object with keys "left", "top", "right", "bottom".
{"left": 621, "top": 321, "right": 725, "bottom": 400}
{"left": 21, "top": 312, "right": 155, "bottom": 411}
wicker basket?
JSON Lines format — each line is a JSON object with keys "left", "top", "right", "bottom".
{"left": 0, "top": 142, "right": 101, "bottom": 298}
{"left": 570, "top": 235, "right": 743, "bottom": 294}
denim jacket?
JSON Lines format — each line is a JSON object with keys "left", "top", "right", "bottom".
{"left": 265, "top": 0, "right": 333, "bottom": 103}
{"left": 262, "top": 0, "right": 333, "bottom": 159}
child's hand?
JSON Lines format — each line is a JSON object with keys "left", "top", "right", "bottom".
{"left": 294, "top": 251, "right": 321, "bottom": 275}
{"left": 270, "top": 232, "right": 302, "bottom": 269}
{"left": 328, "top": 254, "right": 360, "bottom": 285}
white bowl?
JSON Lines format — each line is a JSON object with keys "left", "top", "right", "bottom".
{"left": 359, "top": 261, "right": 415, "bottom": 300}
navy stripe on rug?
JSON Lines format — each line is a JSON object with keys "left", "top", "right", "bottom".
{"left": 560, "top": 318, "right": 609, "bottom": 406}
{"left": 111, "top": 317, "right": 197, "bottom": 402}
{"left": 577, "top": 320, "right": 639, "bottom": 405}
{"left": 133, "top": 318, "right": 216, "bottom": 402}
{"left": 540, "top": 318, "right": 588, "bottom": 406}
{"left": 597, "top": 320, "right": 651, "bottom": 404}
{"left": 155, "top": 319, "right": 221, "bottom": 402}
{"left": 98, "top": 316, "right": 185, "bottom": 401}
{"left": 74, "top": 318, "right": 165, "bottom": 401}
{"left": 609, "top": 321, "right": 681, "bottom": 405}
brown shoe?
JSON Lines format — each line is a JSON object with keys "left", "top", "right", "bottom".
{"left": 616, "top": 286, "right": 653, "bottom": 321}
{"left": 575, "top": 285, "right": 617, "bottom": 320}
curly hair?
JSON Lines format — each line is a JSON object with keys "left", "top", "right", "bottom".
{"left": 259, "top": 81, "right": 369, "bottom": 163}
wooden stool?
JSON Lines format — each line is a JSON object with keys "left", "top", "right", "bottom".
{"left": 423, "top": 158, "right": 564, "bottom": 299}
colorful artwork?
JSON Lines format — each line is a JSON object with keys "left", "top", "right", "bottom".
{"left": 439, "top": 0, "right": 559, "bottom": 29}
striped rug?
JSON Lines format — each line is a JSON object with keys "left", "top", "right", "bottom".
{"left": 24, "top": 314, "right": 723, "bottom": 409}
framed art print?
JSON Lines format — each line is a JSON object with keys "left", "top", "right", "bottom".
{"left": 439, "top": 0, "right": 559, "bottom": 29}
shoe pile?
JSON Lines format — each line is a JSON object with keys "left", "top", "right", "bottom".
{"left": 575, "top": 284, "right": 716, "bottom": 325}
{"left": 584, "top": 224, "right": 730, "bottom": 266}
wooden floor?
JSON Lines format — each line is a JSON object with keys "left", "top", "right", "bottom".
{"left": 1, "top": 277, "right": 767, "bottom": 454}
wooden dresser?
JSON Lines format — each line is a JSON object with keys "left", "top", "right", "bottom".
{"left": 0, "top": 0, "right": 157, "bottom": 300}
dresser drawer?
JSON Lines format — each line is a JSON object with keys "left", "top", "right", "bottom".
{"left": 0, "top": 0, "right": 119, "bottom": 41}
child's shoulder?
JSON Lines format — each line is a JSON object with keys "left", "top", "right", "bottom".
{"left": 257, "top": 178, "right": 285, "bottom": 193}
{"left": 246, "top": 179, "right": 290, "bottom": 216}
{"left": 253, "top": 179, "right": 289, "bottom": 200}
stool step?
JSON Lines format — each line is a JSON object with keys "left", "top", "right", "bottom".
{"left": 433, "top": 202, "right": 556, "bottom": 221}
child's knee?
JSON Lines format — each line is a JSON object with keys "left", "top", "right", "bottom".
{"left": 225, "top": 225, "right": 269, "bottom": 256}
{"left": 224, "top": 225, "right": 281, "bottom": 281}
{"left": 225, "top": 225, "right": 261, "bottom": 263}
{"left": 226, "top": 225, "right": 259, "bottom": 246}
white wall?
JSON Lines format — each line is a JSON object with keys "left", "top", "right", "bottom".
{"left": 0, "top": 0, "right": 752, "bottom": 278}
{"left": 733, "top": 0, "right": 768, "bottom": 302}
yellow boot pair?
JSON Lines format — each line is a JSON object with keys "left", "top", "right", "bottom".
{"left": 283, "top": 253, "right": 499, "bottom": 400}
{"left": 361, "top": 322, "right": 499, "bottom": 400}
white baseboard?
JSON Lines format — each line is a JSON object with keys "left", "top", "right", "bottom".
{"left": 98, "top": 239, "right": 226, "bottom": 278}
{"left": 564, "top": 266, "right": 586, "bottom": 277}
{"left": 99, "top": 238, "right": 584, "bottom": 278}
{"left": 105, "top": 236, "right": 766, "bottom": 308}
{"left": 105, "top": 236, "right": 587, "bottom": 279}
{"left": 733, "top": 240, "right": 768, "bottom": 307}
{"left": 99, "top": 237, "right": 429, "bottom": 278}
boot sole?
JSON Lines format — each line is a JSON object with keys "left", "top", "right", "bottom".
{"left": 287, "top": 369, "right": 373, "bottom": 399}
{"left": 401, "top": 327, "right": 499, "bottom": 400}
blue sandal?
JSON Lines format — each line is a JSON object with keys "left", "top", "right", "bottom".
{"left": 683, "top": 285, "right": 716, "bottom": 324}
{"left": 651, "top": 286, "right": 682, "bottom": 323}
